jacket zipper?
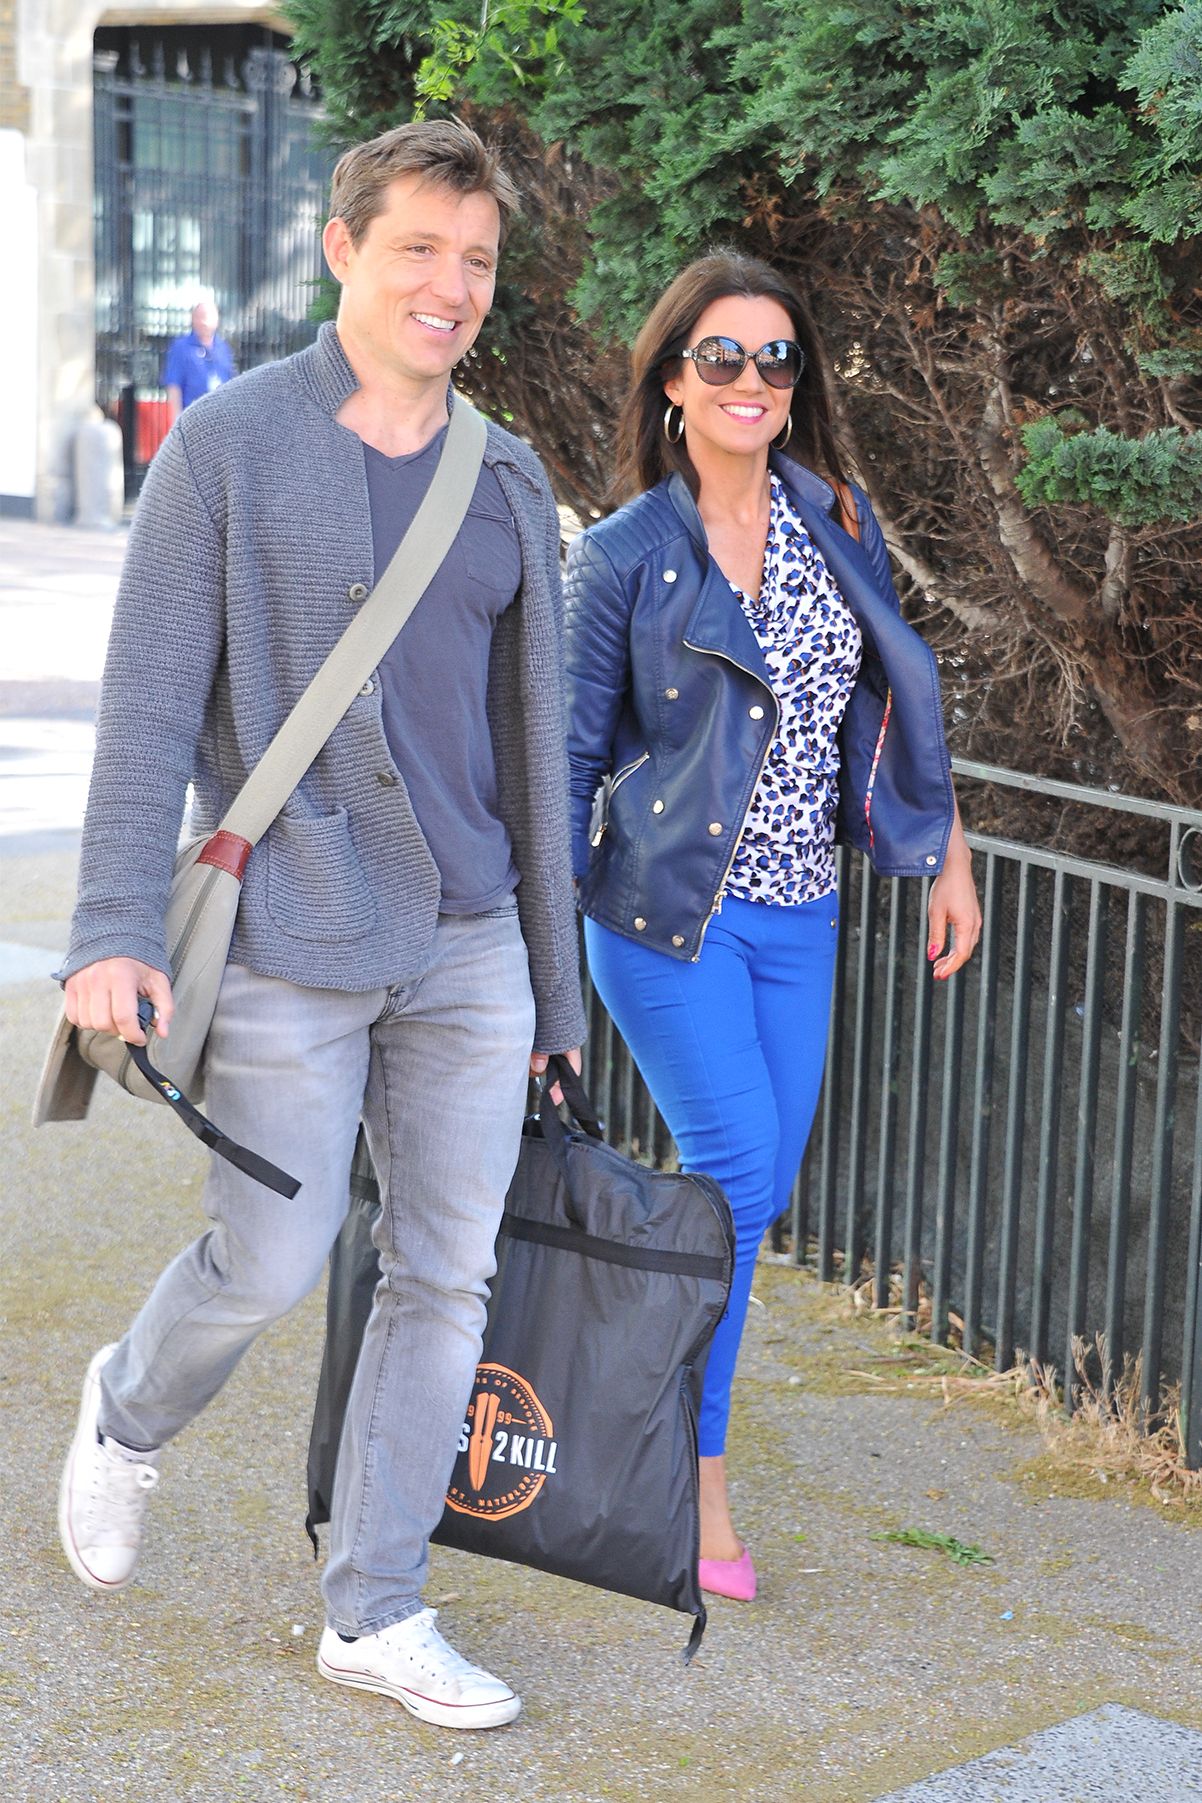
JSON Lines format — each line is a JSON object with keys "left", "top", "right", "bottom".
{"left": 863, "top": 688, "right": 893, "bottom": 854}
{"left": 682, "top": 640, "right": 778, "bottom": 961}
{"left": 591, "top": 751, "right": 649, "bottom": 847}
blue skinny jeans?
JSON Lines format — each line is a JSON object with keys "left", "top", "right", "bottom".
{"left": 584, "top": 893, "right": 837, "bottom": 1457}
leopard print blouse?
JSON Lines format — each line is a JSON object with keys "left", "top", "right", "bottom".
{"left": 725, "top": 473, "right": 863, "bottom": 907}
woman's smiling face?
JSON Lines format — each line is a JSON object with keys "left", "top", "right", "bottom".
{"left": 663, "top": 294, "right": 795, "bottom": 463}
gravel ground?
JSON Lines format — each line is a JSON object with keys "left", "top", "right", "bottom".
{"left": 4, "top": 526, "right": 1202, "bottom": 1801}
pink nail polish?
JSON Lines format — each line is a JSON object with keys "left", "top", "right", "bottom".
{"left": 927, "top": 942, "right": 940, "bottom": 961}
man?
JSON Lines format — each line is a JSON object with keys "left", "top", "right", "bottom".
{"left": 57, "top": 119, "right": 584, "bottom": 1732}
{"left": 162, "top": 298, "right": 236, "bottom": 420}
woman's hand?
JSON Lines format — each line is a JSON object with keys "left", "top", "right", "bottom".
{"left": 927, "top": 805, "right": 981, "bottom": 980}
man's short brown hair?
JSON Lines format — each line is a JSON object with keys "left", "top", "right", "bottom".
{"left": 329, "top": 118, "right": 520, "bottom": 249}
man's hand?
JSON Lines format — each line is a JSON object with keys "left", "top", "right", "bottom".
{"left": 529, "top": 1045, "right": 583, "bottom": 1106}
{"left": 64, "top": 957, "right": 175, "bottom": 1046}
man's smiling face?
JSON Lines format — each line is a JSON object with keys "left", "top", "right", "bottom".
{"left": 324, "top": 173, "right": 500, "bottom": 391}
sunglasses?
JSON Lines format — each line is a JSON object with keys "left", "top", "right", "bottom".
{"left": 676, "top": 335, "right": 806, "bottom": 389}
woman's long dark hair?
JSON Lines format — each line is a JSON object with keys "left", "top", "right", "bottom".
{"left": 610, "top": 250, "right": 848, "bottom": 505}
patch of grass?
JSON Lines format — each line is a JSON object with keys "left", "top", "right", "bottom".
{"left": 986, "top": 1337, "right": 1202, "bottom": 1520}
{"left": 1106, "top": 1620, "right": 1158, "bottom": 1646}
{"left": 870, "top": 1527, "right": 994, "bottom": 1566}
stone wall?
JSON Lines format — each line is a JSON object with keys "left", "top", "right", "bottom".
{"left": 0, "top": 0, "right": 30, "bottom": 131}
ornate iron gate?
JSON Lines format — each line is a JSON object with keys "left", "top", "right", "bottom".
{"left": 93, "top": 27, "right": 334, "bottom": 496}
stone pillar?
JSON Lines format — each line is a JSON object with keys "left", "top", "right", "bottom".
{"left": 20, "top": 0, "right": 99, "bottom": 520}
{"left": 0, "top": 0, "right": 35, "bottom": 514}
{"left": 0, "top": 128, "right": 37, "bottom": 515}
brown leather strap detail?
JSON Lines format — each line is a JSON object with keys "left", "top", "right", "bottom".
{"left": 832, "top": 478, "right": 862, "bottom": 542}
{"left": 197, "top": 830, "right": 252, "bottom": 882}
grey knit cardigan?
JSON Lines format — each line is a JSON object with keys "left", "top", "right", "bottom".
{"left": 62, "top": 323, "right": 586, "bottom": 1054}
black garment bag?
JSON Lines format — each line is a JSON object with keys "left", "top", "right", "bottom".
{"left": 306, "top": 1057, "right": 734, "bottom": 1661}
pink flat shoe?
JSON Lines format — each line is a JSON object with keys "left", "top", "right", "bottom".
{"left": 698, "top": 1546, "right": 757, "bottom": 1601}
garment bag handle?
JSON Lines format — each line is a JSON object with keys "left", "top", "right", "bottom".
{"left": 537, "top": 1053, "right": 605, "bottom": 1151}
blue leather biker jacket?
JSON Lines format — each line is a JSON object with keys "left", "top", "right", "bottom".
{"left": 563, "top": 453, "right": 955, "bottom": 963}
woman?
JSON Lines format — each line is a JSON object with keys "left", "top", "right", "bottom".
{"left": 563, "top": 252, "right": 981, "bottom": 1601}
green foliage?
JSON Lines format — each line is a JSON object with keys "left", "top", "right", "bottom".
{"left": 934, "top": 250, "right": 1015, "bottom": 308}
{"left": 287, "top": 0, "right": 585, "bottom": 134}
{"left": 291, "top": 0, "right": 1201, "bottom": 530}
{"left": 285, "top": 0, "right": 422, "bottom": 138}
{"left": 1121, "top": 1, "right": 1202, "bottom": 239}
{"left": 443, "top": 0, "right": 1202, "bottom": 363}
{"left": 1137, "top": 334, "right": 1202, "bottom": 377}
{"left": 289, "top": 1, "right": 1202, "bottom": 340}
{"left": 522, "top": 2, "right": 775, "bottom": 332}
{"left": 287, "top": 0, "right": 1202, "bottom": 793}
{"left": 410, "top": 1, "right": 585, "bottom": 115}
{"left": 1016, "top": 415, "right": 1202, "bottom": 524}
{"left": 870, "top": 1527, "right": 994, "bottom": 1566}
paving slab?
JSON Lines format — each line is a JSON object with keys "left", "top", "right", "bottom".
{"left": 874, "top": 1704, "right": 1202, "bottom": 1801}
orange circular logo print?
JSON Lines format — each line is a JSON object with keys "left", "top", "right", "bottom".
{"left": 445, "top": 1362, "right": 558, "bottom": 1522}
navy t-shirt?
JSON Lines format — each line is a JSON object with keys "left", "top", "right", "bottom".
{"left": 364, "top": 427, "right": 522, "bottom": 913}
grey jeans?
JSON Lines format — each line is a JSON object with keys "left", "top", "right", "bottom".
{"left": 98, "top": 903, "right": 536, "bottom": 1635}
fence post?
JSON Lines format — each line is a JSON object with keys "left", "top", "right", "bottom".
{"left": 1181, "top": 1062, "right": 1202, "bottom": 1466}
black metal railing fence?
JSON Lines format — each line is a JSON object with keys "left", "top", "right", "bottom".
{"left": 579, "top": 761, "right": 1202, "bottom": 1461}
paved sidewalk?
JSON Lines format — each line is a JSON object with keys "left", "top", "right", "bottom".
{"left": 0, "top": 517, "right": 124, "bottom": 855}
{"left": 6, "top": 847, "right": 1202, "bottom": 1802}
{"left": 5, "top": 519, "right": 1202, "bottom": 1801}
{"left": 878, "top": 1707, "right": 1202, "bottom": 1801}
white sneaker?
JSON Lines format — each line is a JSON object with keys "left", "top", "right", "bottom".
{"left": 317, "top": 1609, "right": 521, "bottom": 1730}
{"left": 58, "top": 1344, "right": 159, "bottom": 1592}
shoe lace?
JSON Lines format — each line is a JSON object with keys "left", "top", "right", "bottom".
{"left": 85, "top": 1446, "right": 159, "bottom": 1543}
{"left": 399, "top": 1609, "right": 480, "bottom": 1682}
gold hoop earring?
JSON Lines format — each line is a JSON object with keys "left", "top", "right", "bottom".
{"left": 663, "top": 403, "right": 684, "bottom": 445}
{"left": 772, "top": 414, "right": 793, "bottom": 450}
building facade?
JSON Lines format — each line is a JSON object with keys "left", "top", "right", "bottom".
{"left": 1, "top": 1, "right": 330, "bottom": 520}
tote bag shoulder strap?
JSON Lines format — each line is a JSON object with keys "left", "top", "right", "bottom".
{"left": 218, "top": 395, "right": 488, "bottom": 849}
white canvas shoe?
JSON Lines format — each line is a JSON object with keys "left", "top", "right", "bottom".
{"left": 58, "top": 1345, "right": 159, "bottom": 1592}
{"left": 317, "top": 1609, "right": 521, "bottom": 1729}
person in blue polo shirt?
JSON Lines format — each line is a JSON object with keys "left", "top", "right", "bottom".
{"left": 162, "top": 300, "right": 236, "bottom": 420}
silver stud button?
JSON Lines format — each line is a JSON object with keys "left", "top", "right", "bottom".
{"left": 360, "top": 680, "right": 375, "bottom": 696}
{"left": 664, "top": 687, "right": 679, "bottom": 700}
{"left": 634, "top": 916, "right": 647, "bottom": 931}
{"left": 672, "top": 934, "right": 685, "bottom": 948}
{"left": 708, "top": 822, "right": 723, "bottom": 836}
{"left": 749, "top": 704, "right": 765, "bottom": 720}
{"left": 652, "top": 799, "right": 664, "bottom": 814}
{"left": 925, "top": 855, "right": 937, "bottom": 867}
{"left": 376, "top": 771, "right": 398, "bottom": 787}
{"left": 348, "top": 582, "right": 369, "bottom": 602}
{"left": 663, "top": 569, "right": 677, "bottom": 583}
